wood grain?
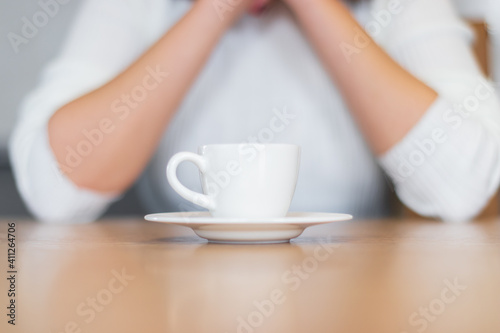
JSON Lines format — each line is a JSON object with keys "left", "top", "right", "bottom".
{"left": 1, "top": 218, "right": 500, "bottom": 333}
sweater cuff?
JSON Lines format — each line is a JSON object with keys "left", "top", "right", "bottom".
{"left": 379, "top": 96, "right": 449, "bottom": 180}
{"left": 378, "top": 97, "right": 462, "bottom": 219}
{"left": 15, "top": 121, "right": 121, "bottom": 223}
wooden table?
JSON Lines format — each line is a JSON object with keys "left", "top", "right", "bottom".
{"left": 1, "top": 218, "right": 500, "bottom": 333}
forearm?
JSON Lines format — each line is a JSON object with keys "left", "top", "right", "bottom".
{"left": 49, "top": 0, "right": 249, "bottom": 193}
{"left": 287, "top": 0, "right": 437, "bottom": 154}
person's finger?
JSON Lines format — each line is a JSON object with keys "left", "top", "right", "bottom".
{"left": 249, "top": 0, "right": 271, "bottom": 14}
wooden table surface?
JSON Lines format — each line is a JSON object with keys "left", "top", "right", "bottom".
{"left": 1, "top": 217, "right": 500, "bottom": 333}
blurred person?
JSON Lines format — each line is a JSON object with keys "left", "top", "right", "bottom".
{"left": 9, "top": 0, "right": 500, "bottom": 222}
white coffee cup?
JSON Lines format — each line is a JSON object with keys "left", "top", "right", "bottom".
{"left": 166, "top": 144, "right": 301, "bottom": 218}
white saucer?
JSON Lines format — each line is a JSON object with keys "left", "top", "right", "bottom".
{"left": 144, "top": 212, "right": 353, "bottom": 243}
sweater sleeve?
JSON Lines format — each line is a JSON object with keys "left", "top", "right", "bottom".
{"left": 372, "top": 0, "right": 500, "bottom": 221}
{"left": 9, "top": 0, "right": 166, "bottom": 223}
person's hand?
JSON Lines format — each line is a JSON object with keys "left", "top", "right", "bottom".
{"left": 203, "top": 0, "right": 273, "bottom": 25}
{"left": 249, "top": 0, "right": 273, "bottom": 14}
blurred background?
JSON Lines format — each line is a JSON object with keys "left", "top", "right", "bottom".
{"left": 0, "top": 0, "right": 497, "bottom": 219}
{"left": 0, "top": 0, "right": 146, "bottom": 217}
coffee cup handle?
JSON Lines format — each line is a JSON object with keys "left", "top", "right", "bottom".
{"left": 166, "top": 152, "right": 216, "bottom": 211}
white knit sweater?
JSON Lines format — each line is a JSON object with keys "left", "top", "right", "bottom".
{"left": 9, "top": 0, "right": 500, "bottom": 222}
